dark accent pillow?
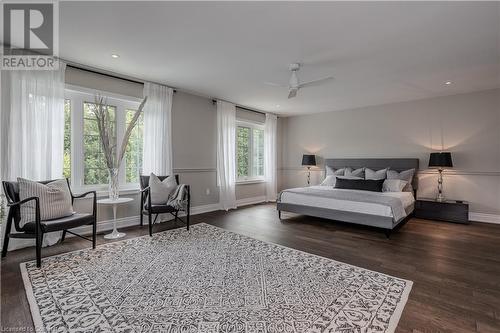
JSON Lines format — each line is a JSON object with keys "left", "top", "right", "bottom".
{"left": 335, "top": 177, "right": 384, "bottom": 192}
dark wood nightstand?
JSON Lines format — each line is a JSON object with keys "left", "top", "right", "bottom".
{"left": 415, "top": 198, "right": 469, "bottom": 224}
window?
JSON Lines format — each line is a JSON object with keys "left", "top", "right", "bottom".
{"left": 236, "top": 122, "right": 264, "bottom": 182}
{"left": 64, "top": 86, "right": 142, "bottom": 190}
{"left": 63, "top": 99, "right": 71, "bottom": 179}
{"left": 125, "top": 109, "right": 144, "bottom": 184}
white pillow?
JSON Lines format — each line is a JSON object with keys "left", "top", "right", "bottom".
{"left": 149, "top": 173, "right": 177, "bottom": 204}
{"left": 365, "top": 168, "right": 388, "bottom": 180}
{"left": 320, "top": 175, "right": 363, "bottom": 187}
{"left": 382, "top": 179, "right": 408, "bottom": 192}
{"left": 320, "top": 175, "right": 336, "bottom": 186}
{"left": 387, "top": 169, "right": 415, "bottom": 192}
{"left": 325, "top": 166, "right": 345, "bottom": 176}
{"left": 345, "top": 167, "right": 365, "bottom": 178}
{"left": 18, "top": 178, "right": 74, "bottom": 227}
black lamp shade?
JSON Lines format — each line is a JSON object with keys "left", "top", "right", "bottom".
{"left": 428, "top": 152, "right": 453, "bottom": 168}
{"left": 302, "top": 154, "right": 316, "bottom": 166}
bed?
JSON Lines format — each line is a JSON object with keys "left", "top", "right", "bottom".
{"left": 277, "top": 158, "right": 419, "bottom": 236}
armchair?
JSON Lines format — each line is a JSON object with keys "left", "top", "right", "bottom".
{"left": 139, "top": 175, "right": 190, "bottom": 236}
{"left": 2, "top": 179, "right": 97, "bottom": 267}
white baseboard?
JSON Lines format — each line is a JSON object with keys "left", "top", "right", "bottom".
{"left": 72, "top": 202, "right": 224, "bottom": 237}
{"left": 469, "top": 212, "right": 500, "bottom": 224}
{"left": 236, "top": 196, "right": 267, "bottom": 207}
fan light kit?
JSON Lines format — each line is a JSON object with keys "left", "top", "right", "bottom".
{"left": 265, "top": 63, "right": 334, "bottom": 99}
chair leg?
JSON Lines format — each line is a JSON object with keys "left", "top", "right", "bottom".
{"left": 2, "top": 213, "right": 13, "bottom": 258}
{"left": 61, "top": 230, "right": 67, "bottom": 243}
{"left": 186, "top": 210, "right": 190, "bottom": 231}
{"left": 148, "top": 213, "right": 153, "bottom": 236}
{"left": 36, "top": 229, "right": 43, "bottom": 268}
{"left": 92, "top": 219, "right": 97, "bottom": 249}
{"left": 140, "top": 211, "right": 143, "bottom": 226}
{"left": 278, "top": 210, "right": 282, "bottom": 220}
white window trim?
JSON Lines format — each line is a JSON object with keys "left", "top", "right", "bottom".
{"left": 65, "top": 85, "right": 142, "bottom": 193}
{"left": 236, "top": 120, "right": 265, "bottom": 184}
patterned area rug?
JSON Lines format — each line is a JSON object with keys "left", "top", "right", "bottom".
{"left": 21, "top": 223, "right": 412, "bottom": 333}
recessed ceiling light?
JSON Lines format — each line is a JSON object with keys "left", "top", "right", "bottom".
{"left": 276, "top": 104, "right": 281, "bottom": 108}
{"left": 111, "top": 54, "right": 120, "bottom": 59}
{"left": 445, "top": 81, "right": 452, "bottom": 85}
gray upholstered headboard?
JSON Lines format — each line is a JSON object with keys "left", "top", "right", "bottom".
{"left": 324, "top": 158, "right": 419, "bottom": 191}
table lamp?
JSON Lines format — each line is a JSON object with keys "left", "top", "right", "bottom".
{"left": 302, "top": 154, "right": 316, "bottom": 186}
{"left": 428, "top": 152, "right": 453, "bottom": 202}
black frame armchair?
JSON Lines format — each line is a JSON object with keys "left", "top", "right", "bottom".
{"left": 2, "top": 179, "right": 97, "bottom": 267}
{"left": 139, "top": 175, "right": 190, "bottom": 236}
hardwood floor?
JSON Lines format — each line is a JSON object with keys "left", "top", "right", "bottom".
{"left": 2, "top": 203, "right": 500, "bottom": 332}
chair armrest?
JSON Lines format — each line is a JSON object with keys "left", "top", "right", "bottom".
{"left": 7, "top": 196, "right": 39, "bottom": 207}
{"left": 71, "top": 191, "right": 97, "bottom": 219}
{"left": 7, "top": 196, "right": 41, "bottom": 229}
{"left": 72, "top": 191, "right": 96, "bottom": 199}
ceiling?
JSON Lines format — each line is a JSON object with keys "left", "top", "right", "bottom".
{"left": 59, "top": 2, "right": 500, "bottom": 116}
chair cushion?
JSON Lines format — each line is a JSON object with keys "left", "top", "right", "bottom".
{"left": 143, "top": 204, "right": 177, "bottom": 214}
{"left": 22, "top": 213, "right": 94, "bottom": 233}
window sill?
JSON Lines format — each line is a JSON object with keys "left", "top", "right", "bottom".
{"left": 236, "top": 179, "right": 266, "bottom": 185}
{"left": 73, "top": 187, "right": 140, "bottom": 199}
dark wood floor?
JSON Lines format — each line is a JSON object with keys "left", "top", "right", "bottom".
{"left": 2, "top": 203, "right": 500, "bottom": 332}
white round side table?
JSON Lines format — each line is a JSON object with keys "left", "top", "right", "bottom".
{"left": 97, "top": 197, "right": 134, "bottom": 240}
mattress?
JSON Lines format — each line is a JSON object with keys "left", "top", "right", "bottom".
{"left": 279, "top": 186, "right": 415, "bottom": 218}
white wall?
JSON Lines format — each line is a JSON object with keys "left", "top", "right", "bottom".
{"left": 279, "top": 89, "right": 500, "bottom": 217}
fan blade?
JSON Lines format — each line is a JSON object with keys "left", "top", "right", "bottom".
{"left": 264, "top": 81, "right": 288, "bottom": 88}
{"left": 298, "top": 76, "right": 334, "bottom": 89}
{"left": 288, "top": 89, "right": 297, "bottom": 99}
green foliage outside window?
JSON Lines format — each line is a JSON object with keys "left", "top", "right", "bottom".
{"left": 125, "top": 109, "right": 143, "bottom": 183}
{"left": 237, "top": 127, "right": 250, "bottom": 177}
{"left": 83, "top": 102, "right": 116, "bottom": 185}
{"left": 63, "top": 99, "right": 71, "bottom": 179}
{"left": 237, "top": 125, "right": 264, "bottom": 180}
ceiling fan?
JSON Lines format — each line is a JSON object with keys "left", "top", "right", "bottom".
{"left": 265, "top": 63, "right": 334, "bottom": 99}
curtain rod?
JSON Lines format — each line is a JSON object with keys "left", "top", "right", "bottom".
{"left": 66, "top": 64, "right": 178, "bottom": 93}
{"left": 210, "top": 99, "right": 266, "bottom": 116}
{"left": 67, "top": 63, "right": 269, "bottom": 116}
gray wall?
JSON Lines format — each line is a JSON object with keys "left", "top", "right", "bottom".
{"left": 65, "top": 68, "right": 268, "bottom": 222}
{"left": 279, "top": 89, "right": 500, "bottom": 216}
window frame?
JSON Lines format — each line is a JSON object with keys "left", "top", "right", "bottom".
{"left": 236, "top": 120, "right": 265, "bottom": 184}
{"left": 65, "top": 84, "right": 142, "bottom": 192}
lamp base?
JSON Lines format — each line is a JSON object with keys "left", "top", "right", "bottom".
{"left": 436, "top": 169, "right": 445, "bottom": 202}
{"left": 436, "top": 193, "right": 445, "bottom": 202}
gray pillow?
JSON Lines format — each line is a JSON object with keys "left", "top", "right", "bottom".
{"left": 18, "top": 178, "right": 74, "bottom": 227}
{"left": 387, "top": 169, "right": 415, "bottom": 192}
{"left": 325, "top": 166, "right": 345, "bottom": 177}
{"left": 365, "top": 168, "right": 388, "bottom": 180}
{"left": 382, "top": 179, "right": 408, "bottom": 192}
{"left": 149, "top": 173, "right": 177, "bottom": 204}
{"left": 345, "top": 167, "right": 365, "bottom": 178}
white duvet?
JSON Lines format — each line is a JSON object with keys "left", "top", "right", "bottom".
{"left": 279, "top": 186, "right": 415, "bottom": 218}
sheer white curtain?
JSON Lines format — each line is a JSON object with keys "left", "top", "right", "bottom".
{"left": 264, "top": 113, "right": 278, "bottom": 201}
{"left": 216, "top": 101, "right": 237, "bottom": 210}
{"left": 0, "top": 62, "right": 67, "bottom": 249}
{"left": 142, "top": 82, "right": 173, "bottom": 175}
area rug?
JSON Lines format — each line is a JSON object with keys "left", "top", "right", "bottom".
{"left": 21, "top": 223, "right": 412, "bottom": 333}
